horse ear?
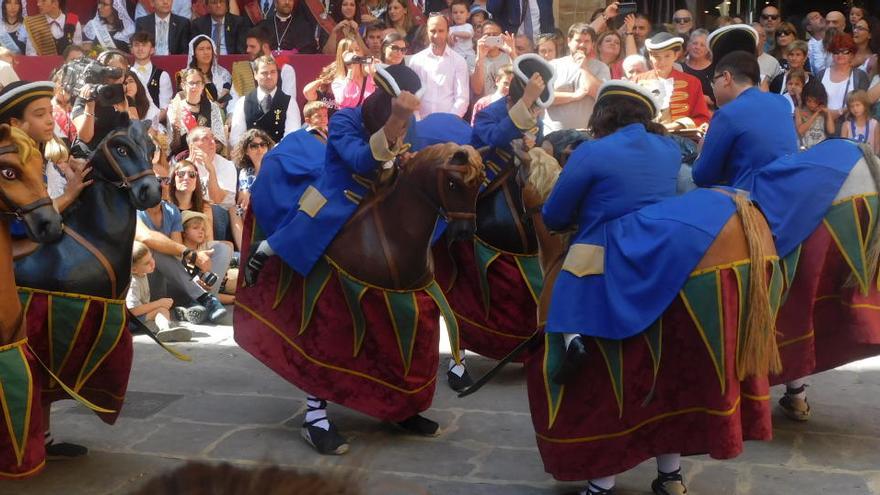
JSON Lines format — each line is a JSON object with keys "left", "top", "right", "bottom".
{"left": 0, "top": 123, "right": 10, "bottom": 142}
{"left": 450, "top": 148, "right": 471, "bottom": 166}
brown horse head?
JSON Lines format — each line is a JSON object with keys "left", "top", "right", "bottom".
{"left": 0, "top": 124, "right": 62, "bottom": 243}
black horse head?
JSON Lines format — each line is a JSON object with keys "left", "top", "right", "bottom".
{"left": 89, "top": 120, "right": 161, "bottom": 210}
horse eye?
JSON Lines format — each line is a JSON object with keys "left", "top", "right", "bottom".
{"left": 447, "top": 178, "right": 457, "bottom": 190}
{"left": 0, "top": 168, "right": 17, "bottom": 180}
{"left": 116, "top": 145, "right": 128, "bottom": 156}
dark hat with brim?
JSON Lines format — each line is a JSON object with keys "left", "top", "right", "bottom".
{"left": 645, "top": 32, "right": 685, "bottom": 52}
{"left": 373, "top": 63, "right": 423, "bottom": 98}
{"left": 596, "top": 80, "right": 660, "bottom": 119}
{"left": 513, "top": 53, "right": 556, "bottom": 108}
{"left": 0, "top": 81, "right": 54, "bottom": 123}
{"left": 707, "top": 24, "right": 759, "bottom": 65}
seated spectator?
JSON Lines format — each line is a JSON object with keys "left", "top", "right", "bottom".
{"left": 331, "top": 38, "right": 376, "bottom": 110}
{"left": 135, "top": 198, "right": 228, "bottom": 324}
{"left": 232, "top": 128, "right": 274, "bottom": 214}
{"left": 796, "top": 79, "right": 834, "bottom": 149}
{"left": 229, "top": 55, "right": 301, "bottom": 145}
{"left": 257, "top": 0, "right": 319, "bottom": 53}
{"left": 192, "top": 0, "right": 247, "bottom": 55}
{"left": 322, "top": 0, "right": 365, "bottom": 56}
{"left": 169, "top": 159, "right": 214, "bottom": 233}
{"left": 302, "top": 62, "right": 339, "bottom": 117}
{"left": 23, "top": 0, "right": 82, "bottom": 55}
{"left": 180, "top": 210, "right": 236, "bottom": 303}
{"left": 470, "top": 20, "right": 513, "bottom": 98}
{"left": 131, "top": 31, "right": 172, "bottom": 124}
{"left": 50, "top": 69, "right": 76, "bottom": 143}
{"left": 596, "top": 30, "right": 624, "bottom": 79}
{"left": 134, "top": 0, "right": 193, "bottom": 22}
{"left": 380, "top": 32, "right": 407, "bottom": 65}
{"left": 361, "top": 0, "right": 387, "bottom": 25}
{"left": 448, "top": 0, "right": 475, "bottom": 72}
{"left": 1, "top": 0, "right": 26, "bottom": 53}
{"left": 83, "top": 0, "right": 134, "bottom": 53}
{"left": 187, "top": 126, "right": 242, "bottom": 248}
{"left": 127, "top": 241, "right": 191, "bottom": 342}
{"left": 769, "top": 21, "right": 797, "bottom": 64}
{"left": 852, "top": 17, "right": 878, "bottom": 76}
{"left": 682, "top": 29, "right": 714, "bottom": 108}
{"left": 134, "top": 0, "right": 191, "bottom": 55}
{"left": 770, "top": 40, "right": 810, "bottom": 95}
{"left": 408, "top": 13, "right": 469, "bottom": 118}
{"left": 383, "top": 0, "right": 416, "bottom": 43}
{"left": 470, "top": 63, "right": 511, "bottom": 124}
{"left": 242, "top": 26, "right": 296, "bottom": 97}
{"left": 841, "top": 89, "right": 880, "bottom": 153}
{"left": 186, "top": 34, "right": 232, "bottom": 107}
{"left": 544, "top": 23, "right": 609, "bottom": 133}
{"left": 363, "top": 21, "right": 386, "bottom": 58}
{"left": 71, "top": 50, "right": 130, "bottom": 151}
{"left": 124, "top": 71, "right": 161, "bottom": 129}
{"left": 61, "top": 43, "right": 84, "bottom": 61}
{"left": 167, "top": 68, "right": 226, "bottom": 155}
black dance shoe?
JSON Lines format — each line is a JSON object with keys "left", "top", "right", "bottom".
{"left": 301, "top": 420, "right": 349, "bottom": 455}
{"left": 396, "top": 414, "right": 440, "bottom": 436}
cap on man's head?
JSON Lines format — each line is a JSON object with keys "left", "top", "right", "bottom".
{"left": 645, "top": 32, "right": 685, "bottom": 52}
{"left": 0, "top": 81, "right": 54, "bottom": 123}
{"left": 596, "top": 80, "right": 660, "bottom": 119}
{"left": 512, "top": 53, "right": 556, "bottom": 107}
{"left": 707, "top": 24, "right": 758, "bottom": 65}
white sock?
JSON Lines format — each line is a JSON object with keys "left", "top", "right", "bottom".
{"left": 657, "top": 453, "right": 681, "bottom": 474}
{"left": 305, "top": 396, "right": 330, "bottom": 431}
{"left": 564, "top": 333, "right": 580, "bottom": 347}
{"left": 786, "top": 378, "right": 807, "bottom": 399}
{"left": 586, "top": 476, "right": 615, "bottom": 493}
{"left": 258, "top": 240, "right": 275, "bottom": 257}
{"left": 448, "top": 357, "right": 467, "bottom": 377}
{"left": 154, "top": 312, "right": 171, "bottom": 331}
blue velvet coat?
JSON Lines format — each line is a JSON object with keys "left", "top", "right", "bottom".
{"left": 472, "top": 98, "right": 542, "bottom": 186}
{"left": 692, "top": 87, "right": 798, "bottom": 190}
{"left": 543, "top": 123, "right": 682, "bottom": 337}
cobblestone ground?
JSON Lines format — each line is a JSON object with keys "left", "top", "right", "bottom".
{"left": 8, "top": 314, "right": 880, "bottom": 495}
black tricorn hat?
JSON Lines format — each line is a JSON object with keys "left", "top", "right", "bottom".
{"left": 513, "top": 53, "right": 556, "bottom": 107}
{"left": 707, "top": 24, "right": 759, "bottom": 66}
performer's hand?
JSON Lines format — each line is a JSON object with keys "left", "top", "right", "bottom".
{"left": 522, "top": 73, "right": 546, "bottom": 108}
{"left": 391, "top": 91, "right": 420, "bottom": 120}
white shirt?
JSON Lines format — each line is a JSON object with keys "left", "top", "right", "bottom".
{"left": 229, "top": 86, "right": 302, "bottom": 146}
{"left": 133, "top": 61, "right": 172, "bottom": 110}
{"left": 25, "top": 13, "right": 83, "bottom": 55}
{"left": 822, "top": 69, "right": 854, "bottom": 112}
{"left": 197, "top": 155, "right": 238, "bottom": 209}
{"left": 408, "top": 44, "right": 470, "bottom": 118}
{"left": 808, "top": 36, "right": 828, "bottom": 74}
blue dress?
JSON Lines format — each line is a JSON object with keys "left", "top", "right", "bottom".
{"left": 251, "top": 128, "right": 327, "bottom": 237}
{"left": 543, "top": 123, "right": 681, "bottom": 338}
{"left": 692, "top": 87, "right": 798, "bottom": 191}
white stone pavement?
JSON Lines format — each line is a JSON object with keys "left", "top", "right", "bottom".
{"left": 8, "top": 311, "right": 880, "bottom": 495}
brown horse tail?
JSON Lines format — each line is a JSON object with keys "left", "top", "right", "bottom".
{"left": 526, "top": 147, "right": 562, "bottom": 202}
{"left": 846, "top": 143, "right": 880, "bottom": 294}
{"left": 734, "top": 193, "right": 782, "bottom": 380}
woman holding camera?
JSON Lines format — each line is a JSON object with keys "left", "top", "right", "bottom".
{"left": 167, "top": 68, "right": 227, "bottom": 156}
{"left": 331, "top": 38, "right": 376, "bottom": 109}
{"left": 187, "top": 35, "right": 232, "bottom": 108}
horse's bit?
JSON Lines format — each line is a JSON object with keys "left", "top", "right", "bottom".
{"left": 0, "top": 143, "right": 53, "bottom": 220}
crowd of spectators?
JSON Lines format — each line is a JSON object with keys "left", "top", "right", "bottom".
{"left": 7, "top": 0, "right": 880, "bottom": 333}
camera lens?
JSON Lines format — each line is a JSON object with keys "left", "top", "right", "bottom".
{"left": 200, "top": 272, "right": 219, "bottom": 287}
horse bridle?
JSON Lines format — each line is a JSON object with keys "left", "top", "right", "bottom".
{"left": 402, "top": 163, "right": 478, "bottom": 222}
{"left": 95, "top": 131, "right": 155, "bottom": 189}
{"left": 0, "top": 143, "right": 54, "bottom": 220}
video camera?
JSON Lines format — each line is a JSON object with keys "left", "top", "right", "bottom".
{"left": 60, "top": 57, "right": 126, "bottom": 106}
{"left": 343, "top": 53, "right": 374, "bottom": 66}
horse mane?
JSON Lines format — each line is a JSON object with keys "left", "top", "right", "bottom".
{"left": 2, "top": 125, "right": 39, "bottom": 170}
{"left": 526, "top": 146, "right": 562, "bottom": 202}
{"left": 405, "top": 142, "right": 485, "bottom": 187}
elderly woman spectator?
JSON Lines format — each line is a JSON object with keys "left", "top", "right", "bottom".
{"left": 770, "top": 40, "right": 811, "bottom": 94}
{"left": 683, "top": 29, "right": 714, "bottom": 108}
{"left": 187, "top": 35, "right": 231, "bottom": 107}
{"left": 2, "top": 0, "right": 25, "bottom": 53}
{"left": 381, "top": 32, "right": 407, "bottom": 65}
{"left": 331, "top": 38, "right": 376, "bottom": 109}
{"left": 817, "top": 33, "right": 869, "bottom": 129}
{"left": 83, "top": 0, "right": 135, "bottom": 53}
{"left": 167, "top": 68, "right": 227, "bottom": 156}
{"left": 770, "top": 21, "right": 798, "bottom": 63}
{"left": 596, "top": 30, "right": 624, "bottom": 79}
{"left": 232, "top": 128, "right": 274, "bottom": 215}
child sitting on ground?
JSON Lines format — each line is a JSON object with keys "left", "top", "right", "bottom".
{"left": 127, "top": 241, "right": 192, "bottom": 342}
{"left": 181, "top": 211, "right": 237, "bottom": 305}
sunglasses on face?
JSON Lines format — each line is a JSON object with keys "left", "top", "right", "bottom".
{"left": 247, "top": 141, "right": 269, "bottom": 150}
{"left": 388, "top": 45, "right": 407, "bottom": 52}
{"left": 673, "top": 17, "right": 692, "bottom": 24}
{"left": 776, "top": 30, "right": 793, "bottom": 37}
{"left": 761, "top": 14, "right": 780, "bottom": 21}
{"left": 176, "top": 170, "right": 197, "bottom": 179}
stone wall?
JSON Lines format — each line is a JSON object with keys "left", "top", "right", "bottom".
{"left": 554, "top": 0, "right": 606, "bottom": 33}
